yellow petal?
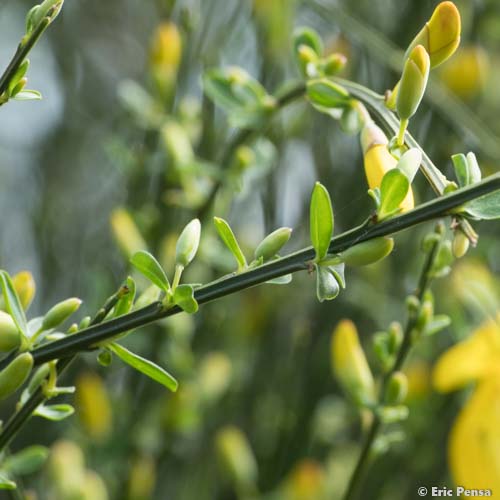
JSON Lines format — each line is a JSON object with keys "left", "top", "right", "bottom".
{"left": 433, "top": 318, "right": 500, "bottom": 392}
{"left": 449, "top": 378, "right": 500, "bottom": 496}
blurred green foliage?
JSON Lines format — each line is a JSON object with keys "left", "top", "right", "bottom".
{"left": 0, "top": 0, "right": 499, "bottom": 499}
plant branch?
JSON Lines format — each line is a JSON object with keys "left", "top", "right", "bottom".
{"left": 196, "top": 82, "right": 306, "bottom": 220}
{"left": 342, "top": 225, "right": 443, "bottom": 500}
{"left": 0, "top": 284, "right": 128, "bottom": 452}
{"left": 26, "top": 173, "right": 500, "bottom": 366}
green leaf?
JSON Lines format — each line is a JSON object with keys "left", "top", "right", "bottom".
{"left": 213, "top": 217, "right": 247, "bottom": 270}
{"left": 265, "top": 274, "right": 292, "bottom": 285}
{"left": 34, "top": 404, "right": 75, "bottom": 421}
{"left": 378, "top": 169, "right": 410, "bottom": 219}
{"left": 465, "top": 189, "right": 500, "bottom": 220}
{"left": 452, "top": 154, "right": 469, "bottom": 187}
{"left": 13, "top": 89, "right": 42, "bottom": 101}
{"left": 130, "top": 250, "right": 170, "bottom": 292}
{"left": 2, "top": 446, "right": 49, "bottom": 476}
{"left": 113, "top": 276, "right": 136, "bottom": 317}
{"left": 0, "top": 472, "right": 15, "bottom": 490}
{"left": 315, "top": 265, "right": 340, "bottom": 302}
{"left": 108, "top": 342, "right": 178, "bottom": 392}
{"left": 173, "top": 285, "right": 198, "bottom": 314}
{"left": 423, "top": 315, "right": 451, "bottom": 336}
{"left": 0, "top": 271, "right": 28, "bottom": 337}
{"left": 310, "top": 182, "right": 334, "bottom": 261}
{"left": 306, "top": 79, "right": 350, "bottom": 109}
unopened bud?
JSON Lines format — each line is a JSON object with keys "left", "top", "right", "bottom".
{"left": 11, "top": 271, "right": 36, "bottom": 311}
{"left": 42, "top": 298, "right": 82, "bottom": 331}
{"left": 175, "top": 219, "right": 201, "bottom": 268}
{"left": 338, "top": 238, "right": 394, "bottom": 267}
{"left": 385, "top": 371, "right": 408, "bottom": 405}
{"left": 331, "top": 319, "right": 375, "bottom": 406}
{"left": 0, "top": 311, "right": 21, "bottom": 352}
{"left": 0, "top": 353, "right": 33, "bottom": 400}
{"left": 254, "top": 227, "right": 292, "bottom": 262}
{"left": 452, "top": 230, "right": 470, "bottom": 258}
{"left": 322, "top": 53, "right": 347, "bottom": 75}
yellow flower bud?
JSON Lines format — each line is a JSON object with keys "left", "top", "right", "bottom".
{"left": 75, "top": 372, "right": 112, "bottom": 441}
{"left": 397, "top": 45, "right": 430, "bottom": 122}
{"left": 11, "top": 271, "right": 36, "bottom": 311}
{"left": 128, "top": 455, "right": 156, "bottom": 500}
{"left": 361, "top": 121, "right": 414, "bottom": 211}
{"left": 331, "top": 319, "right": 375, "bottom": 406}
{"left": 440, "top": 46, "right": 489, "bottom": 99}
{"left": 110, "top": 208, "right": 147, "bottom": 258}
{"left": 285, "top": 459, "right": 326, "bottom": 500}
{"left": 452, "top": 230, "right": 470, "bottom": 258}
{"left": 149, "top": 22, "right": 182, "bottom": 85}
{"left": 405, "top": 1, "right": 461, "bottom": 69}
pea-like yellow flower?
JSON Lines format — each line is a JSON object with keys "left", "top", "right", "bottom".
{"left": 405, "top": 1, "right": 461, "bottom": 69}
{"left": 360, "top": 121, "right": 414, "bottom": 211}
{"left": 150, "top": 22, "right": 182, "bottom": 76}
{"left": 433, "top": 316, "right": 500, "bottom": 495}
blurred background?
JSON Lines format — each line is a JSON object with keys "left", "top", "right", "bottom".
{"left": 0, "top": 0, "right": 499, "bottom": 498}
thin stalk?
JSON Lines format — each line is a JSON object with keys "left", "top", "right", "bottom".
{"left": 196, "top": 83, "right": 306, "bottom": 220}
{"left": 342, "top": 225, "right": 443, "bottom": 500}
{"left": 0, "top": 285, "right": 128, "bottom": 452}
{"left": 20, "top": 173, "right": 500, "bottom": 367}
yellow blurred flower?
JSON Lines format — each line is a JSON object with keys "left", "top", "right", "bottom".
{"left": 433, "top": 316, "right": 500, "bottom": 495}
{"left": 283, "top": 459, "right": 326, "bottom": 500}
{"left": 110, "top": 208, "right": 147, "bottom": 258}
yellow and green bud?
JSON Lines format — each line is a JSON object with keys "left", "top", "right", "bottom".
{"left": 337, "top": 237, "right": 394, "bottom": 267}
{"left": 11, "top": 271, "right": 36, "bottom": 310}
{"left": 254, "top": 227, "right": 292, "bottom": 262}
{"left": 0, "top": 352, "right": 33, "bottom": 400}
{"left": 361, "top": 121, "right": 414, "bottom": 211}
{"left": 405, "top": 1, "right": 461, "bottom": 69}
{"left": 331, "top": 319, "right": 375, "bottom": 406}
{"left": 384, "top": 371, "right": 408, "bottom": 405}
{"left": 42, "top": 298, "right": 82, "bottom": 331}
{"left": 110, "top": 208, "right": 147, "bottom": 258}
{"left": 175, "top": 218, "right": 201, "bottom": 268}
{"left": 452, "top": 230, "right": 470, "bottom": 258}
{"left": 0, "top": 311, "right": 21, "bottom": 352}
{"left": 396, "top": 45, "right": 430, "bottom": 123}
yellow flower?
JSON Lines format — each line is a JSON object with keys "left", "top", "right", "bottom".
{"left": 360, "top": 121, "right": 414, "bottom": 211}
{"left": 433, "top": 317, "right": 500, "bottom": 495}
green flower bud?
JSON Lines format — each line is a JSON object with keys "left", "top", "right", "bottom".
{"left": 338, "top": 237, "right": 394, "bottom": 267}
{"left": 175, "top": 219, "right": 201, "bottom": 268}
{"left": 79, "top": 316, "right": 91, "bottom": 330}
{"left": 97, "top": 350, "right": 113, "bottom": 367}
{"left": 30, "top": 0, "right": 63, "bottom": 28}
{"left": 254, "top": 227, "right": 292, "bottom": 262}
{"left": 331, "top": 319, "right": 375, "bottom": 406}
{"left": 388, "top": 322, "right": 403, "bottom": 353}
{"left": 0, "top": 353, "right": 33, "bottom": 400}
{"left": 377, "top": 405, "right": 409, "bottom": 424}
{"left": 11, "top": 271, "right": 36, "bottom": 311}
{"left": 397, "top": 45, "right": 430, "bottom": 122}
{"left": 405, "top": 1, "right": 461, "bottom": 69}
{"left": 322, "top": 53, "right": 347, "bottom": 76}
{"left": 384, "top": 372, "right": 408, "bottom": 405}
{"left": 452, "top": 230, "right": 470, "bottom": 258}
{"left": 42, "top": 298, "right": 82, "bottom": 331}
{"left": 0, "top": 311, "right": 22, "bottom": 352}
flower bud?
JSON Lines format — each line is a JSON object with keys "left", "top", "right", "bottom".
{"left": 331, "top": 319, "right": 375, "bottom": 406}
{"left": 396, "top": 45, "right": 430, "bottom": 122}
{"left": 338, "top": 237, "right": 394, "bottom": 267}
{"left": 11, "top": 271, "right": 36, "bottom": 311}
{"left": 215, "top": 426, "right": 258, "bottom": 490}
{"left": 28, "top": 363, "right": 50, "bottom": 394}
{"left": 361, "top": 121, "right": 414, "bottom": 211}
{"left": 384, "top": 371, "right": 408, "bottom": 405}
{"left": 452, "top": 230, "right": 470, "bottom": 258}
{"left": 0, "top": 353, "right": 33, "bottom": 401}
{"left": 405, "top": 1, "right": 461, "bottom": 69}
{"left": 175, "top": 219, "right": 201, "bottom": 268}
{"left": 150, "top": 22, "right": 182, "bottom": 91}
{"left": 110, "top": 208, "right": 147, "bottom": 258}
{"left": 42, "top": 298, "right": 82, "bottom": 331}
{"left": 0, "top": 311, "right": 21, "bottom": 352}
{"left": 76, "top": 372, "right": 112, "bottom": 440}
{"left": 254, "top": 227, "right": 292, "bottom": 262}
{"left": 322, "top": 53, "right": 347, "bottom": 76}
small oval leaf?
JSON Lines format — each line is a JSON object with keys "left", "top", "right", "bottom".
{"left": 130, "top": 251, "right": 170, "bottom": 292}
{"left": 213, "top": 217, "right": 247, "bottom": 270}
{"left": 310, "top": 182, "right": 334, "bottom": 261}
{"left": 378, "top": 169, "right": 410, "bottom": 219}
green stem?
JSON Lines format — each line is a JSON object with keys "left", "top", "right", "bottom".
{"left": 342, "top": 224, "right": 443, "bottom": 500}
{"left": 23, "top": 173, "right": 500, "bottom": 366}
{"left": 0, "top": 284, "right": 129, "bottom": 452}
{"left": 397, "top": 118, "right": 408, "bottom": 147}
{"left": 196, "top": 82, "right": 306, "bottom": 220}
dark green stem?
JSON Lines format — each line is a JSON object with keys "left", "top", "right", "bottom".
{"left": 342, "top": 225, "right": 443, "bottom": 500}
{"left": 0, "top": 285, "right": 128, "bottom": 452}
{"left": 25, "top": 173, "right": 500, "bottom": 366}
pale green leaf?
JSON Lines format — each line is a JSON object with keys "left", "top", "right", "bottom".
{"left": 310, "top": 182, "right": 334, "bottom": 261}
{"left": 378, "top": 169, "right": 410, "bottom": 219}
{"left": 0, "top": 270, "right": 28, "bottom": 337}
{"left": 130, "top": 251, "right": 170, "bottom": 292}
{"left": 213, "top": 217, "right": 247, "bottom": 270}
